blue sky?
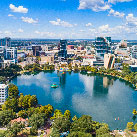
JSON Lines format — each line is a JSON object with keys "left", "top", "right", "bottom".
{"left": 0, "top": 0, "right": 137, "bottom": 39}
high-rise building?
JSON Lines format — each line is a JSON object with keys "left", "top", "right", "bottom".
{"left": 58, "top": 40, "right": 67, "bottom": 59}
{"left": 0, "top": 84, "right": 8, "bottom": 105}
{"left": 0, "top": 46, "right": 5, "bottom": 68}
{"left": 32, "top": 45, "right": 42, "bottom": 56}
{"left": 95, "top": 37, "right": 111, "bottom": 59}
{"left": 0, "top": 37, "right": 11, "bottom": 47}
{"left": 5, "top": 47, "right": 17, "bottom": 61}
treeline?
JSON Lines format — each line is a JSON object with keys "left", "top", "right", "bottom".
{"left": 23, "top": 63, "right": 55, "bottom": 72}
{"left": 50, "top": 110, "right": 111, "bottom": 137}
{"left": 79, "top": 63, "right": 137, "bottom": 86}
{"left": 0, "top": 64, "right": 22, "bottom": 83}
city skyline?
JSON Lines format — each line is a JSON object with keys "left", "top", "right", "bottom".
{"left": 0, "top": 0, "right": 137, "bottom": 40}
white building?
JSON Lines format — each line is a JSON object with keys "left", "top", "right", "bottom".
{"left": 0, "top": 84, "right": 8, "bottom": 105}
{"left": 5, "top": 47, "right": 17, "bottom": 62}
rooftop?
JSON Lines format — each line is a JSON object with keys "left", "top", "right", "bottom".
{"left": 0, "top": 84, "right": 8, "bottom": 89}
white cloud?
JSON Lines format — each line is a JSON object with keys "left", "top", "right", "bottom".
{"left": 21, "top": 17, "right": 38, "bottom": 24}
{"left": 9, "top": 4, "right": 28, "bottom": 13}
{"left": 108, "top": 0, "right": 132, "bottom": 4}
{"left": 34, "top": 31, "right": 56, "bottom": 38}
{"left": 4, "top": 31, "right": 12, "bottom": 36}
{"left": 99, "top": 24, "right": 111, "bottom": 32}
{"left": 18, "top": 28, "right": 24, "bottom": 33}
{"left": 8, "top": 14, "right": 14, "bottom": 17}
{"left": 49, "top": 19, "right": 73, "bottom": 27}
{"left": 126, "top": 13, "right": 137, "bottom": 26}
{"left": 85, "top": 23, "right": 92, "bottom": 27}
{"left": 78, "top": 0, "right": 111, "bottom": 12}
{"left": 108, "top": 9, "right": 125, "bottom": 18}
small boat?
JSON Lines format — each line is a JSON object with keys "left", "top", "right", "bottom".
{"left": 51, "top": 84, "right": 58, "bottom": 88}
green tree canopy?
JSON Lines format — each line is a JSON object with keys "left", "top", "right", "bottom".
{"left": 4, "top": 121, "right": 24, "bottom": 137}
{"left": 2, "top": 98, "right": 18, "bottom": 112}
{"left": 126, "top": 122, "right": 134, "bottom": 131}
{"left": 134, "top": 123, "right": 137, "bottom": 132}
{"left": 0, "top": 110, "right": 16, "bottom": 126}
{"left": 8, "top": 84, "right": 19, "bottom": 99}
{"left": 29, "top": 113, "right": 44, "bottom": 129}
{"left": 96, "top": 123, "right": 110, "bottom": 137}
{"left": 51, "top": 117, "right": 71, "bottom": 133}
{"left": 70, "top": 115, "right": 93, "bottom": 133}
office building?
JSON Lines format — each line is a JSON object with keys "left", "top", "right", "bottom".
{"left": 32, "top": 45, "right": 42, "bottom": 56}
{"left": 58, "top": 40, "right": 67, "bottom": 60}
{"left": 95, "top": 37, "right": 111, "bottom": 59}
{"left": 5, "top": 47, "right": 17, "bottom": 61}
{"left": 0, "top": 37, "right": 11, "bottom": 47}
{"left": 104, "top": 53, "right": 115, "bottom": 69}
{"left": 0, "top": 84, "right": 8, "bottom": 105}
{"left": 131, "top": 45, "right": 137, "bottom": 59}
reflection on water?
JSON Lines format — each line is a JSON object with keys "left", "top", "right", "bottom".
{"left": 57, "top": 72, "right": 66, "bottom": 87}
{"left": 11, "top": 72, "right": 137, "bottom": 130}
{"left": 93, "top": 76, "right": 114, "bottom": 97}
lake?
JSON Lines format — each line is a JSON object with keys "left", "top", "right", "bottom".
{"left": 11, "top": 71, "right": 137, "bottom": 130}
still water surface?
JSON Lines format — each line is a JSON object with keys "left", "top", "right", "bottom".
{"left": 11, "top": 71, "right": 137, "bottom": 130}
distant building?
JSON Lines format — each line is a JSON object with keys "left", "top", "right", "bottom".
{"left": 131, "top": 45, "right": 137, "bottom": 59}
{"left": 32, "top": 45, "right": 42, "bottom": 56}
{"left": 58, "top": 40, "right": 67, "bottom": 60}
{"left": 5, "top": 47, "right": 17, "bottom": 61}
{"left": 0, "top": 37, "right": 11, "bottom": 47}
{"left": 104, "top": 54, "right": 115, "bottom": 69}
{"left": 129, "top": 65, "right": 137, "bottom": 72}
{"left": 77, "top": 45, "right": 84, "bottom": 50}
{"left": 0, "top": 84, "right": 8, "bottom": 105}
{"left": 95, "top": 37, "right": 111, "bottom": 59}
{"left": 67, "top": 45, "right": 74, "bottom": 50}
{"left": 120, "top": 40, "right": 127, "bottom": 48}
{"left": 40, "top": 56, "right": 54, "bottom": 65}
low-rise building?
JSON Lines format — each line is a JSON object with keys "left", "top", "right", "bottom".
{"left": 40, "top": 56, "right": 54, "bottom": 65}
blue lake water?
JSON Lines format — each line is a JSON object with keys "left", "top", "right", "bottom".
{"left": 11, "top": 71, "right": 137, "bottom": 130}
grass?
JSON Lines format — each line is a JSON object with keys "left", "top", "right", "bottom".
{"left": 0, "top": 130, "right": 4, "bottom": 133}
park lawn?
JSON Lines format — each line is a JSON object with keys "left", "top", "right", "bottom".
{"left": 0, "top": 130, "right": 5, "bottom": 134}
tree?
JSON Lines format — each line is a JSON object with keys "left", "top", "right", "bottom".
{"left": 134, "top": 123, "right": 137, "bottom": 132}
{"left": 39, "top": 104, "right": 54, "bottom": 118}
{"left": 126, "top": 122, "right": 134, "bottom": 131}
{"left": 52, "top": 117, "right": 71, "bottom": 133}
{"left": 27, "top": 107, "right": 36, "bottom": 117}
{"left": 28, "top": 95, "right": 38, "bottom": 108}
{"left": 29, "top": 114, "right": 44, "bottom": 129}
{"left": 0, "top": 110, "right": 16, "bottom": 126}
{"left": 64, "top": 110, "right": 71, "bottom": 120}
{"left": 2, "top": 98, "right": 18, "bottom": 112}
{"left": 133, "top": 109, "right": 137, "bottom": 115}
{"left": 68, "top": 131, "right": 92, "bottom": 137}
{"left": 70, "top": 115, "right": 93, "bottom": 133}
{"left": 18, "top": 110, "right": 28, "bottom": 119}
{"left": 18, "top": 94, "right": 38, "bottom": 110}
{"left": 51, "top": 109, "right": 63, "bottom": 119}
{"left": 96, "top": 123, "right": 110, "bottom": 137}
{"left": 30, "top": 126, "right": 38, "bottom": 135}
{"left": 4, "top": 122, "right": 24, "bottom": 137}
{"left": 8, "top": 84, "right": 19, "bottom": 99}
{"left": 72, "top": 115, "right": 78, "bottom": 121}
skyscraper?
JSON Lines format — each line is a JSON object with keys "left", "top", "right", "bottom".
{"left": 0, "top": 37, "right": 11, "bottom": 47}
{"left": 95, "top": 37, "right": 111, "bottom": 59}
{"left": 58, "top": 40, "right": 67, "bottom": 60}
